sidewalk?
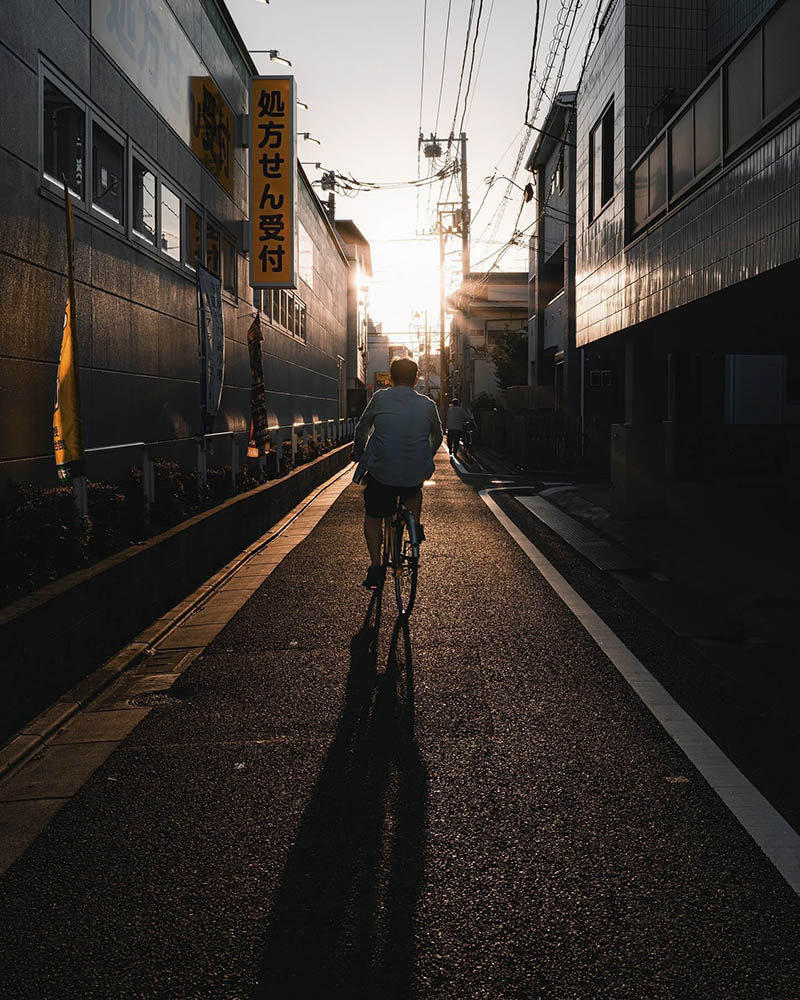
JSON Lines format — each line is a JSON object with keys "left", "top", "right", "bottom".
{"left": 0, "top": 451, "right": 798, "bottom": 998}
{"left": 541, "top": 477, "right": 800, "bottom": 727}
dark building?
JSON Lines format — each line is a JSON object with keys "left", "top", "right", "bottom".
{"left": 334, "top": 219, "right": 372, "bottom": 417}
{"left": 576, "top": 0, "right": 800, "bottom": 510}
{"left": 1, "top": 0, "right": 348, "bottom": 488}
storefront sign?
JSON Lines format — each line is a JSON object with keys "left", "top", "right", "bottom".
{"left": 92, "top": 0, "right": 235, "bottom": 192}
{"left": 197, "top": 264, "right": 225, "bottom": 429}
{"left": 249, "top": 76, "right": 296, "bottom": 288}
{"left": 190, "top": 77, "right": 234, "bottom": 196}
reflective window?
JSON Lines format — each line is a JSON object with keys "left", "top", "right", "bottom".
{"left": 223, "top": 239, "right": 236, "bottom": 294}
{"left": 287, "top": 294, "right": 296, "bottom": 335}
{"left": 726, "top": 33, "right": 762, "bottom": 151}
{"left": 632, "top": 159, "right": 648, "bottom": 230}
{"left": 648, "top": 138, "right": 667, "bottom": 216}
{"left": 694, "top": 77, "right": 721, "bottom": 174}
{"left": 132, "top": 158, "right": 156, "bottom": 244}
{"left": 670, "top": 106, "right": 693, "bottom": 195}
{"left": 206, "top": 222, "right": 220, "bottom": 275}
{"left": 185, "top": 205, "right": 201, "bottom": 269}
{"left": 91, "top": 122, "right": 123, "bottom": 223}
{"left": 589, "top": 102, "right": 614, "bottom": 221}
{"left": 160, "top": 184, "right": 181, "bottom": 260}
{"left": 297, "top": 301, "right": 307, "bottom": 342}
{"left": 43, "top": 79, "right": 84, "bottom": 198}
{"left": 764, "top": 2, "right": 800, "bottom": 116}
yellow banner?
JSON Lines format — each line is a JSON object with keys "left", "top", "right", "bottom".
{"left": 190, "top": 76, "right": 234, "bottom": 196}
{"left": 250, "top": 76, "right": 296, "bottom": 288}
{"left": 53, "top": 187, "right": 84, "bottom": 481}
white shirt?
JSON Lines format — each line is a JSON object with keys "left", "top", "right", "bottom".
{"left": 353, "top": 385, "right": 443, "bottom": 487}
{"left": 446, "top": 404, "right": 469, "bottom": 431}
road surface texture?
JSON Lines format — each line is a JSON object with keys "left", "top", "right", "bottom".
{"left": 0, "top": 451, "right": 798, "bottom": 998}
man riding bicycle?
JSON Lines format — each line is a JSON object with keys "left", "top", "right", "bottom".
{"left": 352, "top": 357, "right": 443, "bottom": 589}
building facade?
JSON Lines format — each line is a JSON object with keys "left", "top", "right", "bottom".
{"left": 575, "top": 0, "right": 800, "bottom": 507}
{"left": 448, "top": 273, "right": 528, "bottom": 407}
{"left": 334, "top": 219, "right": 372, "bottom": 417}
{"left": 1, "top": 0, "right": 348, "bottom": 487}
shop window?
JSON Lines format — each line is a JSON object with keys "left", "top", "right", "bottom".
{"left": 132, "top": 157, "right": 156, "bottom": 245}
{"left": 206, "top": 222, "right": 221, "bottom": 275}
{"left": 726, "top": 33, "right": 762, "bottom": 152}
{"left": 669, "top": 106, "right": 693, "bottom": 195}
{"left": 43, "top": 79, "right": 84, "bottom": 198}
{"left": 160, "top": 184, "right": 181, "bottom": 261}
{"left": 764, "top": 2, "right": 800, "bottom": 116}
{"left": 287, "top": 294, "right": 296, "bottom": 335}
{"left": 297, "top": 300, "right": 307, "bottom": 342}
{"left": 223, "top": 238, "right": 236, "bottom": 294}
{"left": 589, "top": 102, "right": 614, "bottom": 221}
{"left": 693, "top": 77, "right": 720, "bottom": 175}
{"left": 91, "top": 122, "right": 123, "bottom": 224}
{"left": 185, "top": 205, "right": 201, "bottom": 270}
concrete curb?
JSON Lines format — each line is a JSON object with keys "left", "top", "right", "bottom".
{"left": 0, "top": 458, "right": 355, "bottom": 780}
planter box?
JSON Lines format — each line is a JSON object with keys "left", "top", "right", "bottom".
{"left": 0, "top": 445, "right": 352, "bottom": 741}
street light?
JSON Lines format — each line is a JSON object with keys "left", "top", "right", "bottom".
{"left": 297, "top": 100, "right": 309, "bottom": 110}
{"left": 485, "top": 173, "right": 534, "bottom": 202}
{"left": 248, "top": 49, "right": 292, "bottom": 67}
{"left": 299, "top": 132, "right": 320, "bottom": 145}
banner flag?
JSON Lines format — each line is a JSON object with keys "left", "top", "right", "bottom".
{"left": 53, "top": 185, "right": 84, "bottom": 481}
{"left": 247, "top": 313, "right": 270, "bottom": 458}
{"left": 196, "top": 263, "right": 225, "bottom": 432}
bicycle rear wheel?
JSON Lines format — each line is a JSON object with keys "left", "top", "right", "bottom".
{"left": 392, "top": 512, "right": 419, "bottom": 617}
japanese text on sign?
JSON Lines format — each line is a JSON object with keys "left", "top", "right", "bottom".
{"left": 190, "top": 78, "right": 234, "bottom": 196}
{"left": 250, "top": 76, "right": 296, "bottom": 288}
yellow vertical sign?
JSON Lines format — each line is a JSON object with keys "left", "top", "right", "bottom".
{"left": 250, "top": 76, "right": 296, "bottom": 288}
{"left": 53, "top": 186, "right": 84, "bottom": 481}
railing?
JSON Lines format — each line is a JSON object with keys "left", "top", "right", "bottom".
{"left": 71, "top": 417, "right": 357, "bottom": 517}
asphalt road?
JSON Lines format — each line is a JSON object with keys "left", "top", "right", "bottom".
{"left": 0, "top": 451, "right": 798, "bottom": 998}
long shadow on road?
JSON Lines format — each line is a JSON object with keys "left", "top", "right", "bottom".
{"left": 252, "top": 594, "right": 427, "bottom": 999}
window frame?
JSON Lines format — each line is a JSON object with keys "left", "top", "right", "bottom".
{"left": 89, "top": 111, "right": 126, "bottom": 233}
{"left": 588, "top": 99, "right": 614, "bottom": 223}
{"left": 129, "top": 145, "right": 160, "bottom": 249}
{"left": 39, "top": 65, "right": 88, "bottom": 210}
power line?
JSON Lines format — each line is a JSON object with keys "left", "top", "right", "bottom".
{"left": 464, "top": 0, "right": 496, "bottom": 127}
{"left": 433, "top": 0, "right": 454, "bottom": 135}
{"left": 524, "top": 0, "right": 542, "bottom": 126}
{"left": 449, "top": 0, "right": 477, "bottom": 138}
{"left": 418, "top": 0, "right": 428, "bottom": 135}
{"left": 457, "top": 0, "right": 486, "bottom": 135}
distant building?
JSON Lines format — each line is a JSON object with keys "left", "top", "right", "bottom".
{"left": 334, "top": 220, "right": 373, "bottom": 417}
{"left": 576, "top": 0, "right": 800, "bottom": 509}
{"left": 0, "top": 0, "right": 348, "bottom": 488}
{"left": 447, "top": 273, "right": 528, "bottom": 406}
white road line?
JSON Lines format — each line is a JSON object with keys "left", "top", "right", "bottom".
{"left": 480, "top": 488, "right": 800, "bottom": 897}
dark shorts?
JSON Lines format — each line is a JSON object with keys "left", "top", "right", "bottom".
{"left": 363, "top": 475, "right": 422, "bottom": 518}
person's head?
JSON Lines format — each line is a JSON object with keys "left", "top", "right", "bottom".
{"left": 389, "top": 356, "right": 418, "bottom": 387}
{"left": 450, "top": 398, "right": 460, "bottom": 407}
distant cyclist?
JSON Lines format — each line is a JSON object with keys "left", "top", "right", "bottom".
{"left": 352, "top": 357, "right": 443, "bottom": 589}
{"left": 445, "top": 398, "right": 469, "bottom": 456}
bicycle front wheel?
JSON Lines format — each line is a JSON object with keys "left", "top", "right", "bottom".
{"left": 392, "top": 512, "right": 419, "bottom": 617}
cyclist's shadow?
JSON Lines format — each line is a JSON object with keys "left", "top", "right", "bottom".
{"left": 252, "top": 590, "right": 427, "bottom": 999}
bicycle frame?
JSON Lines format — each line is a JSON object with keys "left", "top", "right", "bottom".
{"left": 382, "top": 498, "right": 420, "bottom": 617}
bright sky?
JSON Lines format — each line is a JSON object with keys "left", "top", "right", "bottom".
{"left": 227, "top": 0, "right": 598, "bottom": 337}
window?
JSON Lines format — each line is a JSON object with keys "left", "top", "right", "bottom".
{"left": 693, "top": 78, "right": 720, "bottom": 175}
{"left": 648, "top": 137, "right": 666, "bottom": 217}
{"left": 223, "top": 238, "right": 236, "bottom": 294}
{"left": 185, "top": 205, "right": 201, "bottom": 270}
{"left": 669, "top": 106, "right": 693, "bottom": 195}
{"left": 160, "top": 183, "right": 181, "bottom": 260}
{"left": 726, "top": 33, "right": 762, "bottom": 152}
{"left": 132, "top": 157, "right": 156, "bottom": 244}
{"left": 92, "top": 122, "right": 123, "bottom": 224}
{"left": 206, "top": 222, "right": 220, "bottom": 275}
{"left": 764, "top": 2, "right": 800, "bottom": 116}
{"left": 589, "top": 102, "right": 614, "bottom": 220}
{"left": 43, "top": 79, "right": 84, "bottom": 198}
{"left": 298, "top": 223, "right": 314, "bottom": 287}
{"left": 297, "top": 300, "right": 307, "bottom": 342}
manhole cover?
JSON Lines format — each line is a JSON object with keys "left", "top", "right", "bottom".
{"left": 130, "top": 690, "right": 184, "bottom": 708}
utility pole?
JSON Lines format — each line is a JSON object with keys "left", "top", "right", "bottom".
{"left": 460, "top": 132, "right": 470, "bottom": 278}
{"left": 420, "top": 131, "right": 470, "bottom": 417}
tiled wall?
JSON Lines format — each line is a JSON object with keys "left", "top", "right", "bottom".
{"left": 575, "top": 0, "right": 800, "bottom": 348}
{"left": 708, "top": 0, "right": 777, "bottom": 63}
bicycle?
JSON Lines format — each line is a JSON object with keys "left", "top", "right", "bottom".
{"left": 382, "top": 496, "right": 420, "bottom": 617}
{"left": 461, "top": 423, "right": 476, "bottom": 461}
